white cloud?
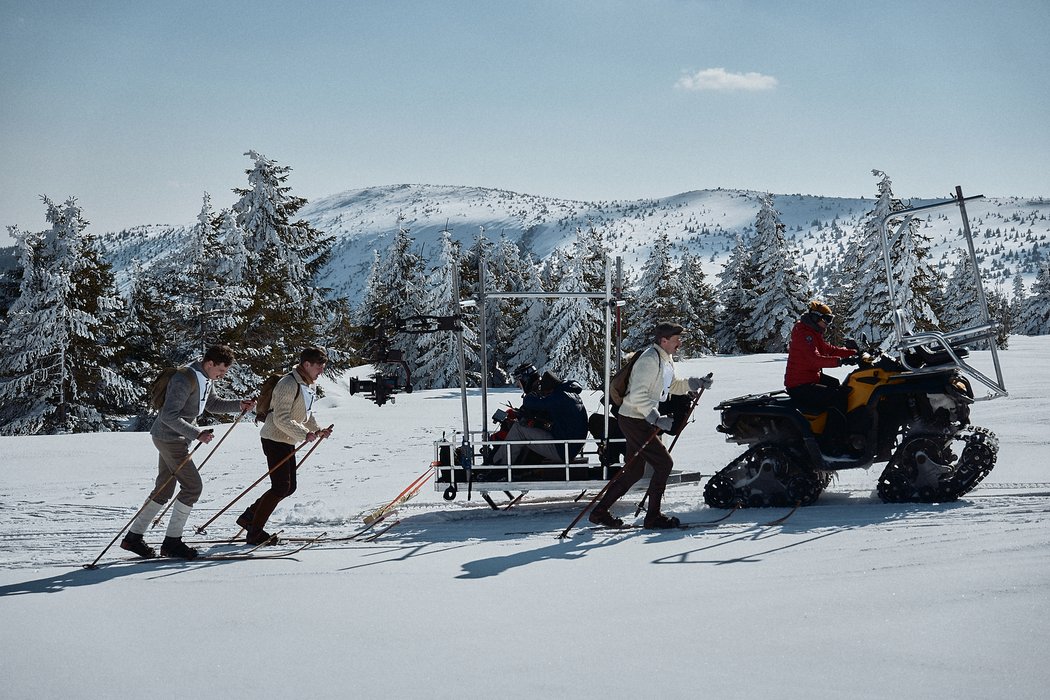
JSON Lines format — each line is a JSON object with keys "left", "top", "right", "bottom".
{"left": 675, "top": 67, "right": 778, "bottom": 92}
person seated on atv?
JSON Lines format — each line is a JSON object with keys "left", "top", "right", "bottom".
{"left": 784, "top": 301, "right": 859, "bottom": 447}
{"left": 492, "top": 364, "right": 589, "bottom": 465}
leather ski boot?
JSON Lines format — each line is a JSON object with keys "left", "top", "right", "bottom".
{"left": 588, "top": 508, "right": 624, "bottom": 528}
{"left": 643, "top": 513, "right": 681, "bottom": 529}
{"left": 246, "top": 528, "right": 278, "bottom": 546}
{"left": 160, "top": 536, "right": 198, "bottom": 560}
{"left": 120, "top": 532, "right": 156, "bottom": 558}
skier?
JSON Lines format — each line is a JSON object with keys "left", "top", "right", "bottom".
{"left": 589, "top": 322, "right": 713, "bottom": 529}
{"left": 237, "top": 346, "right": 333, "bottom": 545}
{"left": 121, "top": 345, "right": 256, "bottom": 559}
{"left": 784, "top": 300, "right": 858, "bottom": 449}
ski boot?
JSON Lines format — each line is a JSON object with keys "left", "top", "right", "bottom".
{"left": 120, "top": 532, "right": 157, "bottom": 558}
{"left": 588, "top": 508, "right": 624, "bottom": 528}
{"left": 643, "top": 513, "right": 681, "bottom": 529}
{"left": 160, "top": 536, "right": 198, "bottom": 560}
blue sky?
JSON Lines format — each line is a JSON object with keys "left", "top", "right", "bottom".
{"left": 2, "top": 0, "right": 1048, "bottom": 244}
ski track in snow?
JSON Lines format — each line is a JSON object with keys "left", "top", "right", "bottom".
{"left": 5, "top": 482, "right": 1048, "bottom": 570}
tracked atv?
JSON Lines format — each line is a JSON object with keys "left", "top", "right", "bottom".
{"left": 706, "top": 187, "right": 1008, "bottom": 509}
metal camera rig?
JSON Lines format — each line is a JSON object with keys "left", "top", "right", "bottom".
{"left": 347, "top": 314, "right": 466, "bottom": 406}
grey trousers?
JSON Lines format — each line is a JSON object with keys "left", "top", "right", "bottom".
{"left": 149, "top": 437, "right": 203, "bottom": 506}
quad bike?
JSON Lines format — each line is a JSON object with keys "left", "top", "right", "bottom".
{"left": 706, "top": 187, "right": 1010, "bottom": 509}
{"left": 705, "top": 335, "right": 999, "bottom": 508}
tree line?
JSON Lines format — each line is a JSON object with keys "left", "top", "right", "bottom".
{"left": 2, "top": 158, "right": 1048, "bottom": 436}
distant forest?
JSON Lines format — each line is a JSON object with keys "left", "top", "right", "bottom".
{"left": 2, "top": 154, "right": 1048, "bottom": 436}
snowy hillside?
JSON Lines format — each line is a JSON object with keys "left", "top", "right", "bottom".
{"left": 67, "top": 184, "right": 1050, "bottom": 305}
{"left": 1, "top": 337, "right": 1048, "bottom": 698}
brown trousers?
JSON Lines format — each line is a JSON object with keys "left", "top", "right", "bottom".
{"left": 597, "top": 415, "right": 673, "bottom": 515}
{"left": 241, "top": 438, "right": 298, "bottom": 532}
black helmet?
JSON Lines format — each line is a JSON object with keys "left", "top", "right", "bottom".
{"left": 512, "top": 363, "right": 539, "bottom": 390}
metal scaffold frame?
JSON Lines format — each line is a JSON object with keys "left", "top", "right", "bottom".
{"left": 433, "top": 248, "right": 699, "bottom": 504}
{"left": 877, "top": 186, "right": 1008, "bottom": 400}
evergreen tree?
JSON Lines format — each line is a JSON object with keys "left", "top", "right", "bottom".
{"left": 984, "top": 284, "right": 1011, "bottom": 349}
{"left": 415, "top": 229, "right": 480, "bottom": 388}
{"left": 123, "top": 259, "right": 176, "bottom": 374}
{"left": 941, "top": 248, "right": 982, "bottom": 330}
{"left": 845, "top": 170, "right": 941, "bottom": 346}
{"left": 737, "top": 195, "right": 811, "bottom": 352}
{"left": 462, "top": 229, "right": 503, "bottom": 384}
{"left": 355, "top": 218, "right": 428, "bottom": 382}
{"left": 209, "top": 206, "right": 252, "bottom": 337}
{"left": 0, "top": 245, "right": 20, "bottom": 332}
{"left": 1010, "top": 273, "right": 1027, "bottom": 332}
{"left": 544, "top": 241, "right": 604, "bottom": 387}
{"left": 566, "top": 226, "right": 610, "bottom": 380}
{"left": 714, "top": 232, "right": 757, "bottom": 353}
{"left": 1021, "top": 262, "right": 1050, "bottom": 335}
{"left": 943, "top": 248, "right": 1005, "bottom": 349}
{"left": 506, "top": 251, "right": 549, "bottom": 372}
{"left": 824, "top": 225, "right": 863, "bottom": 346}
{"left": 676, "top": 251, "right": 717, "bottom": 356}
{"left": 624, "top": 230, "right": 681, "bottom": 351}
{"left": 230, "top": 151, "right": 335, "bottom": 384}
{"left": 487, "top": 231, "right": 530, "bottom": 384}
{"left": 0, "top": 198, "right": 134, "bottom": 434}
{"left": 611, "top": 262, "right": 638, "bottom": 361}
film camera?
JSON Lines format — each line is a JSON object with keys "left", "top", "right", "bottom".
{"left": 347, "top": 349, "right": 412, "bottom": 407}
{"left": 348, "top": 314, "right": 462, "bottom": 406}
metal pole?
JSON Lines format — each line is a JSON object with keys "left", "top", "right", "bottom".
{"left": 955, "top": 185, "right": 1007, "bottom": 394}
{"left": 453, "top": 264, "right": 470, "bottom": 438}
{"left": 478, "top": 231, "right": 489, "bottom": 439}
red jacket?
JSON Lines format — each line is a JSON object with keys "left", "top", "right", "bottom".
{"left": 784, "top": 319, "right": 855, "bottom": 389}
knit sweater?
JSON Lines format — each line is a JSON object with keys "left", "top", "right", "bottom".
{"left": 618, "top": 345, "right": 691, "bottom": 420}
{"left": 260, "top": 367, "right": 322, "bottom": 444}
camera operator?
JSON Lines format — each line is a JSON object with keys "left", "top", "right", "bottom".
{"left": 493, "top": 364, "right": 588, "bottom": 465}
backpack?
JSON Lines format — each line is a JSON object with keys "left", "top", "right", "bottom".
{"left": 149, "top": 366, "right": 194, "bottom": 411}
{"left": 609, "top": 349, "right": 646, "bottom": 407}
{"left": 254, "top": 372, "right": 300, "bottom": 424}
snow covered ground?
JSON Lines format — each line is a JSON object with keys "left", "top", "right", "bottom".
{"left": 2, "top": 338, "right": 1048, "bottom": 699}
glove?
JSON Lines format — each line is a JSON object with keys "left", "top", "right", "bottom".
{"left": 688, "top": 375, "right": 714, "bottom": 391}
{"left": 840, "top": 354, "right": 859, "bottom": 366}
{"left": 645, "top": 408, "right": 674, "bottom": 432}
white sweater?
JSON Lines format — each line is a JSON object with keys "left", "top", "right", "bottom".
{"left": 618, "top": 345, "right": 691, "bottom": 420}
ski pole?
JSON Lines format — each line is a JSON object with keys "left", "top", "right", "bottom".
{"left": 195, "top": 424, "right": 334, "bottom": 535}
{"left": 633, "top": 376, "right": 711, "bottom": 517}
{"left": 150, "top": 407, "right": 249, "bottom": 529}
{"left": 558, "top": 425, "right": 662, "bottom": 539}
{"left": 83, "top": 433, "right": 212, "bottom": 569}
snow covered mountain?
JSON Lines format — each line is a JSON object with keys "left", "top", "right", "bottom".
{"left": 11, "top": 184, "right": 1050, "bottom": 305}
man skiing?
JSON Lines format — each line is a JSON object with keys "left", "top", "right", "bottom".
{"left": 237, "top": 346, "right": 333, "bottom": 545}
{"left": 589, "top": 322, "right": 713, "bottom": 529}
{"left": 121, "top": 345, "right": 255, "bottom": 559}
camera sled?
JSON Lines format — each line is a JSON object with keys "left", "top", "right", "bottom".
{"left": 432, "top": 254, "right": 704, "bottom": 509}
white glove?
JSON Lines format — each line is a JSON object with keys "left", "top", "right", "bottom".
{"left": 688, "top": 374, "right": 714, "bottom": 391}
{"left": 645, "top": 409, "right": 674, "bottom": 432}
